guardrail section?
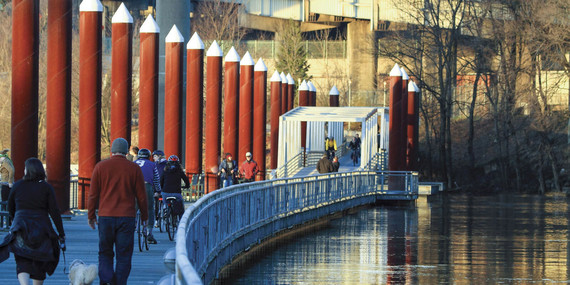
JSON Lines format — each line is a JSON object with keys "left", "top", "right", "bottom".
{"left": 176, "top": 171, "right": 418, "bottom": 284}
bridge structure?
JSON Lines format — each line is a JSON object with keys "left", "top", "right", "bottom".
{"left": 7, "top": 1, "right": 422, "bottom": 284}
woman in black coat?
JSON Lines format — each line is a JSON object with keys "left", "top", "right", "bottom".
{"left": 160, "top": 155, "right": 190, "bottom": 219}
{"left": 0, "top": 157, "right": 65, "bottom": 285}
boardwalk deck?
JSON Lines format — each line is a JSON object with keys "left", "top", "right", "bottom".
{"left": 0, "top": 210, "right": 175, "bottom": 284}
{"left": 292, "top": 151, "right": 359, "bottom": 177}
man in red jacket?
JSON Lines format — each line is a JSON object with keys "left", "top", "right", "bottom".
{"left": 88, "top": 138, "right": 148, "bottom": 285}
{"left": 239, "top": 152, "right": 259, "bottom": 183}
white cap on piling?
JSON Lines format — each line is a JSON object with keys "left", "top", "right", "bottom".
{"left": 111, "top": 3, "right": 133, "bottom": 23}
{"left": 240, "top": 51, "right": 254, "bottom": 66}
{"left": 308, "top": 81, "right": 316, "bottom": 92}
{"left": 329, "top": 85, "right": 339, "bottom": 96}
{"left": 270, "top": 71, "right": 282, "bottom": 82}
{"left": 280, "top": 72, "right": 287, "bottom": 84}
{"left": 389, "top": 63, "right": 402, "bottom": 77}
{"left": 408, "top": 81, "right": 418, "bottom": 92}
{"left": 254, "top": 58, "right": 267, "bottom": 72}
{"left": 299, "top": 80, "right": 309, "bottom": 91}
{"left": 80, "top": 0, "right": 103, "bottom": 12}
{"left": 165, "top": 25, "right": 184, "bottom": 43}
{"left": 400, "top": 67, "right": 409, "bottom": 80}
{"left": 206, "top": 40, "right": 223, "bottom": 57}
{"left": 140, "top": 14, "right": 159, "bottom": 33}
{"left": 225, "top": 47, "right": 240, "bottom": 62}
{"left": 187, "top": 32, "right": 204, "bottom": 50}
{"left": 412, "top": 81, "right": 419, "bottom": 92}
{"left": 286, "top": 73, "right": 294, "bottom": 85}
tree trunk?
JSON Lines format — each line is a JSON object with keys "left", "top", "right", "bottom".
{"left": 468, "top": 72, "right": 480, "bottom": 173}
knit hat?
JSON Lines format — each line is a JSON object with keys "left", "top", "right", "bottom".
{"left": 0, "top": 149, "right": 9, "bottom": 155}
{"left": 226, "top": 153, "right": 232, "bottom": 159}
{"left": 111, "top": 138, "right": 128, "bottom": 154}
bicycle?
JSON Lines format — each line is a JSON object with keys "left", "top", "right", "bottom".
{"left": 351, "top": 148, "right": 360, "bottom": 166}
{"left": 136, "top": 209, "right": 148, "bottom": 252}
{"left": 164, "top": 197, "right": 180, "bottom": 241}
{"left": 155, "top": 195, "right": 164, "bottom": 233}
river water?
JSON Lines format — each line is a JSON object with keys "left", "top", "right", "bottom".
{"left": 232, "top": 192, "right": 570, "bottom": 284}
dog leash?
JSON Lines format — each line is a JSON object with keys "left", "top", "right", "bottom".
{"left": 60, "top": 239, "right": 68, "bottom": 275}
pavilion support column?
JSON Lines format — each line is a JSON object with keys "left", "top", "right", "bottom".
{"left": 47, "top": 0, "right": 72, "bottom": 213}
{"left": 298, "top": 80, "right": 310, "bottom": 166}
{"left": 238, "top": 52, "right": 255, "bottom": 162}
{"left": 185, "top": 32, "right": 204, "bottom": 177}
{"left": 164, "top": 25, "right": 184, "bottom": 157}
{"left": 78, "top": 0, "right": 103, "bottom": 209}
{"left": 223, "top": 47, "right": 240, "bottom": 159}
{"left": 110, "top": 3, "right": 133, "bottom": 144}
{"left": 253, "top": 59, "right": 267, "bottom": 181}
{"left": 204, "top": 41, "right": 223, "bottom": 193}
{"left": 269, "top": 71, "right": 282, "bottom": 170}
{"left": 138, "top": 15, "right": 160, "bottom": 151}
{"left": 12, "top": 0, "right": 39, "bottom": 181}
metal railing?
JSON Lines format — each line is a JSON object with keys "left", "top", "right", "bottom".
{"left": 175, "top": 170, "right": 418, "bottom": 284}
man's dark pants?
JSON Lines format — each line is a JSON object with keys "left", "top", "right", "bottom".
{"left": 98, "top": 216, "right": 135, "bottom": 284}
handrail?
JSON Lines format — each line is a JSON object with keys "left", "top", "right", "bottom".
{"left": 175, "top": 170, "right": 418, "bottom": 284}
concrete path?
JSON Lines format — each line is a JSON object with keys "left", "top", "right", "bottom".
{"left": 292, "top": 151, "right": 360, "bottom": 177}
{"left": 0, "top": 210, "right": 176, "bottom": 284}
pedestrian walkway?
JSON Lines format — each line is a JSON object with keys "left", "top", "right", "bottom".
{"left": 0, "top": 210, "right": 175, "bottom": 284}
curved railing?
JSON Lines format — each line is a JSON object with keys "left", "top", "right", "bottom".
{"left": 175, "top": 171, "right": 418, "bottom": 285}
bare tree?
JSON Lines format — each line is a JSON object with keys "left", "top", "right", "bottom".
{"left": 275, "top": 19, "right": 311, "bottom": 83}
{"left": 190, "top": 0, "right": 247, "bottom": 51}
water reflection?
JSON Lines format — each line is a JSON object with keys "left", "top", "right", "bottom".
{"left": 231, "top": 193, "right": 570, "bottom": 284}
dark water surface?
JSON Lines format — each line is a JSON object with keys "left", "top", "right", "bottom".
{"left": 232, "top": 193, "right": 570, "bottom": 284}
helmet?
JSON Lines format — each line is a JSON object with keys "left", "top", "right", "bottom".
{"left": 152, "top": 150, "right": 164, "bottom": 156}
{"left": 168, "top": 155, "right": 179, "bottom": 162}
{"left": 138, "top": 148, "right": 151, "bottom": 159}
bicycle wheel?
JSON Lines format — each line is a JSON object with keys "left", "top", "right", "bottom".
{"left": 167, "top": 206, "right": 175, "bottom": 241}
{"left": 165, "top": 206, "right": 172, "bottom": 240}
{"left": 144, "top": 225, "right": 149, "bottom": 251}
{"left": 137, "top": 212, "right": 143, "bottom": 252}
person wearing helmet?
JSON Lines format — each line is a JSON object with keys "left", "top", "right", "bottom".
{"left": 218, "top": 153, "right": 237, "bottom": 188}
{"left": 325, "top": 136, "right": 337, "bottom": 159}
{"left": 239, "top": 152, "right": 258, "bottom": 183}
{"left": 151, "top": 150, "right": 167, "bottom": 227}
{"left": 160, "top": 155, "right": 190, "bottom": 220}
{"left": 134, "top": 148, "right": 161, "bottom": 244}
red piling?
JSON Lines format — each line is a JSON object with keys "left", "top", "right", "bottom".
{"left": 269, "top": 71, "right": 282, "bottom": 170}
{"left": 388, "top": 64, "right": 403, "bottom": 172}
{"left": 78, "top": 0, "right": 103, "bottom": 209}
{"left": 138, "top": 15, "right": 159, "bottom": 151}
{"left": 239, "top": 52, "right": 255, "bottom": 162}
{"left": 253, "top": 58, "right": 267, "bottom": 181}
{"left": 280, "top": 72, "right": 288, "bottom": 114}
{"left": 46, "top": 0, "right": 72, "bottom": 213}
{"left": 223, "top": 47, "right": 240, "bottom": 159}
{"left": 286, "top": 73, "right": 295, "bottom": 110}
{"left": 329, "top": 86, "right": 339, "bottom": 107}
{"left": 110, "top": 3, "right": 133, "bottom": 144}
{"left": 11, "top": 0, "right": 39, "bottom": 180}
{"left": 308, "top": 81, "right": 317, "bottom": 106}
{"left": 164, "top": 25, "right": 184, "bottom": 158}
{"left": 185, "top": 32, "right": 204, "bottom": 176}
{"left": 298, "top": 80, "right": 310, "bottom": 149}
{"left": 400, "top": 67, "right": 409, "bottom": 168}
{"left": 407, "top": 81, "right": 419, "bottom": 171}
{"left": 204, "top": 41, "right": 223, "bottom": 193}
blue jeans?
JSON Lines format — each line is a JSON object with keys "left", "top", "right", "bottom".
{"left": 222, "top": 177, "right": 233, "bottom": 188}
{"left": 98, "top": 216, "right": 135, "bottom": 285}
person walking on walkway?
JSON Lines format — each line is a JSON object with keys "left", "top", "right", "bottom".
{"left": 160, "top": 155, "right": 190, "bottom": 220}
{"left": 88, "top": 138, "right": 148, "bottom": 285}
{"left": 317, "top": 153, "right": 333, "bottom": 174}
{"left": 134, "top": 148, "right": 161, "bottom": 244}
{"left": 239, "top": 152, "right": 258, "bottom": 183}
{"left": 332, "top": 156, "right": 340, "bottom": 172}
{"left": 0, "top": 157, "right": 66, "bottom": 285}
{"left": 0, "top": 149, "right": 14, "bottom": 203}
{"left": 218, "top": 153, "right": 237, "bottom": 188}
{"left": 126, "top": 146, "right": 139, "bottom": 162}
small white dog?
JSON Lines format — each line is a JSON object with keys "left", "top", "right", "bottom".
{"left": 68, "top": 259, "right": 98, "bottom": 285}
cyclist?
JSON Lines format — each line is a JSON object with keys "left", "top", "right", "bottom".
{"left": 152, "top": 150, "right": 167, "bottom": 227}
{"left": 349, "top": 135, "right": 361, "bottom": 166}
{"left": 160, "top": 155, "right": 189, "bottom": 220}
{"left": 325, "top": 136, "right": 337, "bottom": 159}
{"left": 134, "top": 148, "right": 161, "bottom": 244}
